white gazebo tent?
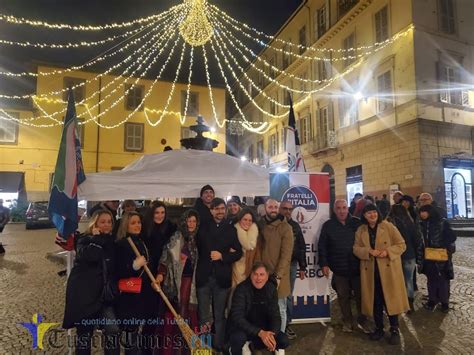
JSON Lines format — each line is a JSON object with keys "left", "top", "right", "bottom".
{"left": 78, "top": 149, "right": 270, "bottom": 200}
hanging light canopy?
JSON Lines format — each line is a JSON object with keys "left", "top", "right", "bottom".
{"left": 179, "top": 0, "right": 213, "bottom": 47}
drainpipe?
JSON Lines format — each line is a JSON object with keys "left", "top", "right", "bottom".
{"left": 95, "top": 77, "right": 102, "bottom": 172}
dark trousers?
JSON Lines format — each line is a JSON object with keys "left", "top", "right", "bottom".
{"left": 426, "top": 264, "right": 450, "bottom": 305}
{"left": 333, "top": 274, "right": 363, "bottom": 325}
{"left": 373, "top": 272, "right": 399, "bottom": 331}
{"left": 75, "top": 306, "right": 120, "bottom": 355}
{"left": 196, "top": 276, "right": 229, "bottom": 349}
{"left": 229, "top": 330, "right": 289, "bottom": 355}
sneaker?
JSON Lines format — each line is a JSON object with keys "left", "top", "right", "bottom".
{"left": 342, "top": 323, "right": 353, "bottom": 333}
{"left": 369, "top": 329, "right": 385, "bottom": 341}
{"left": 356, "top": 320, "right": 371, "bottom": 334}
{"left": 423, "top": 301, "right": 436, "bottom": 311}
{"left": 388, "top": 328, "right": 400, "bottom": 345}
{"left": 440, "top": 303, "right": 449, "bottom": 313}
{"left": 285, "top": 326, "right": 297, "bottom": 340}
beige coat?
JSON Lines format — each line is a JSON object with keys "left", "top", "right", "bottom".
{"left": 232, "top": 222, "right": 259, "bottom": 287}
{"left": 255, "top": 218, "right": 294, "bottom": 298}
{"left": 353, "top": 220, "right": 409, "bottom": 316}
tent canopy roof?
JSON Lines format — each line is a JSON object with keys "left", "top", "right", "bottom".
{"left": 78, "top": 149, "right": 270, "bottom": 200}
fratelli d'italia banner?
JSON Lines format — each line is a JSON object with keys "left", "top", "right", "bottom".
{"left": 270, "top": 172, "right": 331, "bottom": 323}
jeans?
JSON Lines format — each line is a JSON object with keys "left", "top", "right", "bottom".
{"left": 373, "top": 271, "right": 399, "bottom": 331}
{"left": 75, "top": 306, "right": 120, "bottom": 355}
{"left": 229, "top": 330, "right": 289, "bottom": 355}
{"left": 402, "top": 258, "right": 416, "bottom": 299}
{"left": 286, "top": 261, "right": 298, "bottom": 326}
{"left": 278, "top": 298, "right": 287, "bottom": 333}
{"left": 332, "top": 274, "right": 363, "bottom": 325}
{"left": 196, "top": 276, "right": 229, "bottom": 349}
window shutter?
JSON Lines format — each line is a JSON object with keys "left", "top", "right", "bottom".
{"left": 437, "top": 62, "right": 449, "bottom": 103}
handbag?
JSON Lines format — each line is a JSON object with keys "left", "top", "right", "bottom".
{"left": 118, "top": 277, "right": 142, "bottom": 293}
{"left": 424, "top": 247, "right": 448, "bottom": 261}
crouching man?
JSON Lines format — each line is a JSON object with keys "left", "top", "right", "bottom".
{"left": 228, "top": 262, "right": 289, "bottom": 354}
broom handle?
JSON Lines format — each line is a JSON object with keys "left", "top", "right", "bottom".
{"left": 126, "top": 237, "right": 179, "bottom": 318}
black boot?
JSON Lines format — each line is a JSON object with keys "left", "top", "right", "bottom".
{"left": 408, "top": 297, "right": 415, "bottom": 313}
{"left": 369, "top": 328, "right": 384, "bottom": 341}
{"left": 388, "top": 327, "right": 400, "bottom": 345}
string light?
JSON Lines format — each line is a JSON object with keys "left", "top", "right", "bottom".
{"left": 202, "top": 44, "right": 224, "bottom": 128}
{"left": 0, "top": 27, "right": 147, "bottom": 49}
{"left": 211, "top": 4, "right": 412, "bottom": 54}
{"left": 0, "top": 5, "right": 182, "bottom": 31}
{"left": 181, "top": 46, "right": 195, "bottom": 124}
{"left": 26, "top": 17, "right": 181, "bottom": 127}
{"left": 0, "top": 13, "right": 177, "bottom": 100}
{"left": 0, "top": 6, "right": 181, "bottom": 78}
{"left": 179, "top": 0, "right": 213, "bottom": 47}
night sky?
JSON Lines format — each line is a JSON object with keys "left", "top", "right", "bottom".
{"left": 0, "top": 0, "right": 302, "bottom": 98}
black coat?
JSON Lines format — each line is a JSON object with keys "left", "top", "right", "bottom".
{"left": 194, "top": 198, "right": 213, "bottom": 228}
{"left": 144, "top": 220, "right": 177, "bottom": 270}
{"left": 287, "top": 219, "right": 307, "bottom": 269}
{"left": 419, "top": 218, "right": 456, "bottom": 279}
{"left": 63, "top": 233, "right": 117, "bottom": 329}
{"left": 318, "top": 215, "right": 361, "bottom": 277}
{"left": 390, "top": 217, "right": 423, "bottom": 262}
{"left": 229, "top": 278, "right": 280, "bottom": 337}
{"left": 115, "top": 234, "right": 156, "bottom": 323}
{"left": 196, "top": 219, "right": 242, "bottom": 289}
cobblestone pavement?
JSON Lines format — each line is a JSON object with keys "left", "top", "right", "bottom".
{"left": 1, "top": 224, "right": 473, "bottom": 354}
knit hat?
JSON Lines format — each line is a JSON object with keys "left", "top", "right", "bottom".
{"left": 200, "top": 184, "right": 215, "bottom": 197}
{"left": 361, "top": 203, "right": 378, "bottom": 214}
{"left": 227, "top": 196, "right": 242, "bottom": 206}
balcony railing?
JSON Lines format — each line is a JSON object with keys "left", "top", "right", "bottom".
{"left": 310, "top": 130, "right": 338, "bottom": 153}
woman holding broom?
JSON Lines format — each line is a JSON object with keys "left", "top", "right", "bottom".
{"left": 155, "top": 209, "right": 201, "bottom": 355}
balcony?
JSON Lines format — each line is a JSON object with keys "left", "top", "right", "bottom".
{"left": 309, "top": 130, "right": 338, "bottom": 153}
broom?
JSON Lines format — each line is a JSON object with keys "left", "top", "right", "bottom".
{"left": 126, "top": 237, "right": 208, "bottom": 352}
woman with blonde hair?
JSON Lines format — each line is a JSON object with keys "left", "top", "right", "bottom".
{"left": 63, "top": 210, "right": 120, "bottom": 355}
{"left": 115, "top": 211, "right": 156, "bottom": 354}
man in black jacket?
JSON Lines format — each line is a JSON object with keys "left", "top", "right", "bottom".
{"left": 318, "top": 199, "right": 366, "bottom": 333}
{"left": 196, "top": 198, "right": 242, "bottom": 351}
{"left": 279, "top": 200, "right": 306, "bottom": 340}
{"left": 229, "top": 262, "right": 289, "bottom": 355}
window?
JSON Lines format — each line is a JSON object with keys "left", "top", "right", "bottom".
{"left": 438, "top": 61, "right": 469, "bottom": 106}
{"left": 316, "top": 5, "right": 327, "bottom": 39}
{"left": 76, "top": 117, "right": 85, "bottom": 148}
{"left": 269, "top": 132, "right": 279, "bottom": 156}
{"left": 339, "top": 95, "right": 358, "bottom": 127}
{"left": 299, "top": 115, "right": 312, "bottom": 144}
{"left": 125, "top": 84, "right": 144, "bottom": 111}
{"left": 338, "top": 0, "right": 358, "bottom": 19}
{"left": 63, "top": 77, "right": 86, "bottom": 102}
{"left": 299, "top": 26, "right": 307, "bottom": 54}
{"left": 257, "top": 140, "right": 264, "bottom": 162}
{"left": 346, "top": 165, "right": 363, "bottom": 202}
{"left": 375, "top": 6, "right": 389, "bottom": 43}
{"left": 269, "top": 56, "right": 276, "bottom": 79}
{"left": 270, "top": 99, "right": 276, "bottom": 115}
{"left": 377, "top": 71, "right": 393, "bottom": 112}
{"left": 343, "top": 32, "right": 356, "bottom": 68}
{"left": 0, "top": 113, "right": 19, "bottom": 144}
{"left": 299, "top": 72, "right": 308, "bottom": 93}
{"left": 439, "top": 0, "right": 456, "bottom": 34}
{"left": 318, "top": 56, "right": 331, "bottom": 81}
{"left": 181, "top": 126, "right": 196, "bottom": 140}
{"left": 124, "top": 122, "right": 144, "bottom": 151}
{"left": 181, "top": 91, "right": 199, "bottom": 116}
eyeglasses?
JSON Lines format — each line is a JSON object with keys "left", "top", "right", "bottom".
{"left": 281, "top": 207, "right": 294, "bottom": 211}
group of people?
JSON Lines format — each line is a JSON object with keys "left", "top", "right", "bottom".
{"left": 63, "top": 185, "right": 309, "bottom": 355}
{"left": 320, "top": 191, "right": 456, "bottom": 345}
